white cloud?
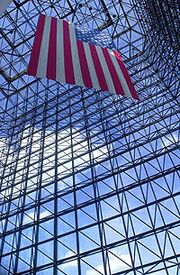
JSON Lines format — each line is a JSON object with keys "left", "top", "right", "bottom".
{"left": 0, "top": 138, "right": 7, "bottom": 149}
{"left": 62, "top": 259, "right": 77, "bottom": 269}
{"left": 61, "top": 251, "right": 77, "bottom": 269}
{"left": 149, "top": 272, "right": 165, "bottom": 275}
{"left": 86, "top": 254, "right": 131, "bottom": 275}
{"left": 0, "top": 138, "right": 11, "bottom": 167}
{"left": 1, "top": 125, "right": 111, "bottom": 203}
{"left": 64, "top": 250, "right": 75, "bottom": 257}
{"left": 161, "top": 133, "right": 178, "bottom": 148}
{"left": 23, "top": 210, "right": 51, "bottom": 224}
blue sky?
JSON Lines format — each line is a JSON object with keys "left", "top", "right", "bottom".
{"left": 0, "top": 1, "right": 180, "bottom": 275}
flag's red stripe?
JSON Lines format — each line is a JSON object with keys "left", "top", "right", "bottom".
{"left": 102, "top": 48, "right": 125, "bottom": 96}
{"left": 27, "top": 14, "right": 46, "bottom": 76}
{"left": 114, "top": 50, "right": 139, "bottom": 100}
{"left": 63, "top": 21, "right": 75, "bottom": 85}
{"left": 77, "top": 41, "right": 93, "bottom": 88}
{"left": 89, "top": 44, "right": 108, "bottom": 91}
{"left": 46, "top": 17, "right": 57, "bottom": 80}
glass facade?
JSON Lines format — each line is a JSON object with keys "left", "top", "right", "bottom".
{"left": 0, "top": 0, "right": 179, "bottom": 274}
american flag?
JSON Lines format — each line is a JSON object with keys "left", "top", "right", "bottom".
{"left": 27, "top": 14, "right": 139, "bottom": 100}
{"left": 75, "top": 24, "right": 116, "bottom": 49}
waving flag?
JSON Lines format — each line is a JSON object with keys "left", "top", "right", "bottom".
{"left": 27, "top": 14, "right": 139, "bottom": 100}
{"left": 0, "top": 0, "right": 13, "bottom": 17}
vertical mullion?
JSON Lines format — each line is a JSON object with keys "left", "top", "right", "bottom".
{"left": 32, "top": 90, "right": 48, "bottom": 273}
{"left": 0, "top": 115, "right": 25, "bottom": 272}
{"left": 82, "top": 92, "right": 108, "bottom": 275}
{"left": 53, "top": 95, "right": 58, "bottom": 275}
{"left": 68, "top": 93, "right": 81, "bottom": 275}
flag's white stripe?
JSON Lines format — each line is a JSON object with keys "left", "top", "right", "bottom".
{"left": 56, "top": 19, "right": 65, "bottom": 83}
{"left": 108, "top": 49, "right": 131, "bottom": 98}
{"left": 68, "top": 23, "right": 84, "bottom": 87}
{"left": 95, "top": 45, "right": 116, "bottom": 94}
{"left": 83, "top": 42, "right": 100, "bottom": 91}
{"left": 36, "top": 16, "right": 51, "bottom": 78}
{"left": 0, "top": 0, "right": 13, "bottom": 17}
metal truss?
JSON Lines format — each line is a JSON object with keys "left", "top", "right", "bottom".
{"left": 0, "top": 0, "right": 179, "bottom": 274}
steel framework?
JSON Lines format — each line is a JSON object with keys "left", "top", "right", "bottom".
{"left": 0, "top": 0, "right": 179, "bottom": 274}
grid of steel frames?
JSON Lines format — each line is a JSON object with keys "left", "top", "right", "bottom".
{"left": 0, "top": 0, "right": 180, "bottom": 274}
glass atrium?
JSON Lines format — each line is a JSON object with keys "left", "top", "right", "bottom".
{"left": 0, "top": 0, "right": 179, "bottom": 274}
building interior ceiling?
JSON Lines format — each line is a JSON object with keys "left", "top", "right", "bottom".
{"left": 0, "top": 0, "right": 179, "bottom": 274}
